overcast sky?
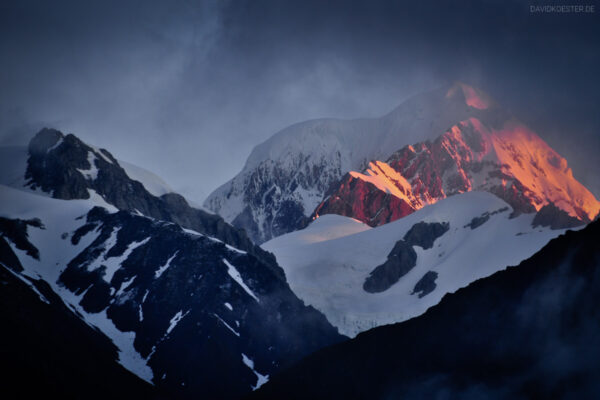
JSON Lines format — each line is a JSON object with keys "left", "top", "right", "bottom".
{"left": 1, "top": 0, "right": 599, "bottom": 201}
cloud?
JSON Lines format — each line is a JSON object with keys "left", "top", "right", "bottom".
{"left": 1, "top": 0, "right": 599, "bottom": 201}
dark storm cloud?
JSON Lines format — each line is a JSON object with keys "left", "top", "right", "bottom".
{"left": 1, "top": 0, "right": 599, "bottom": 201}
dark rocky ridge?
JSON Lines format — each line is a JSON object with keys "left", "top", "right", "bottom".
{"left": 25, "top": 128, "right": 273, "bottom": 265}
{"left": 532, "top": 202, "right": 585, "bottom": 230}
{"left": 403, "top": 221, "right": 449, "bottom": 249}
{"left": 363, "top": 240, "right": 417, "bottom": 293}
{"left": 55, "top": 206, "right": 343, "bottom": 399}
{"left": 463, "top": 206, "right": 509, "bottom": 230}
{"left": 363, "top": 222, "right": 449, "bottom": 293}
{"left": 0, "top": 217, "right": 44, "bottom": 262}
{"left": 411, "top": 271, "right": 438, "bottom": 298}
{"left": 252, "top": 221, "right": 600, "bottom": 400}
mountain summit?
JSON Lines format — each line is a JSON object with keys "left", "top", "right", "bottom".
{"left": 204, "top": 82, "right": 510, "bottom": 243}
{"left": 204, "top": 82, "right": 597, "bottom": 243}
{"left": 314, "top": 115, "right": 599, "bottom": 227}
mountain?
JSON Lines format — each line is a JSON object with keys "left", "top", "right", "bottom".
{"left": 204, "top": 82, "right": 507, "bottom": 243}
{"left": 263, "top": 191, "right": 574, "bottom": 337}
{"left": 24, "top": 128, "right": 269, "bottom": 261}
{"left": 252, "top": 219, "right": 600, "bottom": 400}
{"left": 314, "top": 116, "right": 599, "bottom": 227}
{"left": 0, "top": 130, "right": 343, "bottom": 399}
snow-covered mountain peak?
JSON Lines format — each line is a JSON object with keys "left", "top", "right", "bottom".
{"left": 205, "top": 83, "right": 506, "bottom": 243}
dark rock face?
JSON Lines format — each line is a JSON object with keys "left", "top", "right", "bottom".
{"left": 532, "top": 202, "right": 584, "bottom": 230}
{"left": 0, "top": 252, "right": 158, "bottom": 399}
{"left": 271, "top": 200, "right": 311, "bottom": 239}
{"left": 251, "top": 221, "right": 600, "bottom": 400}
{"left": 411, "top": 271, "right": 438, "bottom": 298}
{"left": 25, "top": 128, "right": 272, "bottom": 264}
{"left": 463, "top": 206, "right": 509, "bottom": 230}
{"left": 403, "top": 222, "right": 449, "bottom": 249}
{"left": 465, "top": 213, "right": 489, "bottom": 229}
{"left": 363, "top": 221, "right": 448, "bottom": 293}
{"left": 231, "top": 202, "right": 311, "bottom": 246}
{"left": 363, "top": 240, "right": 417, "bottom": 293}
{"left": 58, "top": 206, "right": 343, "bottom": 399}
{"left": 0, "top": 217, "right": 44, "bottom": 262}
{"left": 27, "top": 129, "right": 109, "bottom": 199}
{"left": 221, "top": 152, "right": 341, "bottom": 243}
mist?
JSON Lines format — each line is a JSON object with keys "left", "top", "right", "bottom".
{"left": 1, "top": 0, "right": 599, "bottom": 201}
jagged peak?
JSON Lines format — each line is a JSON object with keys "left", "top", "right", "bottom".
{"left": 28, "top": 127, "right": 65, "bottom": 156}
{"left": 317, "top": 116, "right": 600, "bottom": 226}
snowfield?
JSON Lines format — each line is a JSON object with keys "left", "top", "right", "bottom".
{"left": 263, "top": 191, "right": 571, "bottom": 337}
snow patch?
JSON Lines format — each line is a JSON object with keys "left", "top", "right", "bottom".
{"left": 47, "top": 137, "right": 64, "bottom": 153}
{"left": 166, "top": 310, "right": 189, "bottom": 335}
{"left": 226, "top": 244, "right": 247, "bottom": 254}
{"left": 115, "top": 275, "right": 136, "bottom": 297}
{"left": 241, "top": 353, "right": 269, "bottom": 390}
{"left": 154, "top": 251, "right": 178, "bottom": 278}
{"left": 90, "top": 146, "right": 113, "bottom": 164}
{"left": 86, "top": 189, "right": 119, "bottom": 212}
{"left": 223, "top": 258, "right": 259, "bottom": 302}
{"left": 214, "top": 313, "right": 240, "bottom": 337}
{"left": 77, "top": 151, "right": 99, "bottom": 180}
{"left": 138, "top": 290, "right": 149, "bottom": 322}
{"left": 102, "top": 237, "right": 151, "bottom": 283}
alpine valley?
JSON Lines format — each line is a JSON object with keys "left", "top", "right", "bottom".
{"left": 1, "top": 83, "right": 599, "bottom": 399}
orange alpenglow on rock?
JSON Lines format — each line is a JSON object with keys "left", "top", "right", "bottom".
{"left": 314, "top": 112, "right": 600, "bottom": 227}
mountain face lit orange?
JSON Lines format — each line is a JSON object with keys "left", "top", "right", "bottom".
{"left": 314, "top": 110, "right": 600, "bottom": 227}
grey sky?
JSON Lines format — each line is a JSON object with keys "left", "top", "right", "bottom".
{"left": 1, "top": 0, "right": 599, "bottom": 201}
